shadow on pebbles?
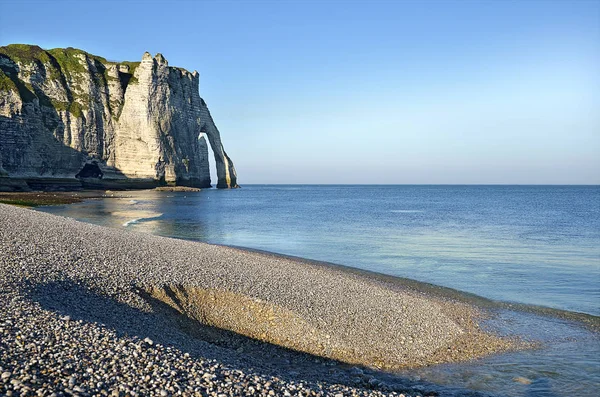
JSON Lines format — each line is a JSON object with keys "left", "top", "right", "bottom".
{"left": 0, "top": 204, "right": 518, "bottom": 396}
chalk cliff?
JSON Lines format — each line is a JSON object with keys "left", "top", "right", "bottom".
{"left": 0, "top": 44, "right": 238, "bottom": 191}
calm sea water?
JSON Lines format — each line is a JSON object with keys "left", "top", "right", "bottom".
{"left": 39, "top": 185, "right": 600, "bottom": 396}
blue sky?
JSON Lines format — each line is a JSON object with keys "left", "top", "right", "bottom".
{"left": 1, "top": 0, "right": 598, "bottom": 184}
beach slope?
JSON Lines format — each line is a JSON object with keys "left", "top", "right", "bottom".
{"left": 0, "top": 204, "right": 513, "bottom": 395}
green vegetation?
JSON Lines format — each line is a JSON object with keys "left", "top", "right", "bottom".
{"left": 0, "top": 44, "right": 146, "bottom": 120}
{"left": 47, "top": 51, "right": 113, "bottom": 119}
{"left": 121, "top": 61, "right": 140, "bottom": 76}
{"left": 0, "top": 192, "right": 86, "bottom": 207}
{"left": 120, "top": 61, "right": 140, "bottom": 85}
{"left": 2, "top": 45, "right": 142, "bottom": 85}
{"left": 0, "top": 192, "right": 82, "bottom": 207}
{"left": 68, "top": 102, "right": 84, "bottom": 119}
{"left": 0, "top": 45, "right": 115, "bottom": 118}
{"left": 0, "top": 199, "right": 38, "bottom": 207}
{"left": 47, "top": 48, "right": 88, "bottom": 80}
{"left": 0, "top": 67, "right": 36, "bottom": 102}
{"left": 0, "top": 69, "right": 17, "bottom": 92}
{"left": 50, "top": 100, "right": 84, "bottom": 118}
{"left": 46, "top": 47, "right": 111, "bottom": 82}
{"left": 0, "top": 44, "right": 50, "bottom": 65}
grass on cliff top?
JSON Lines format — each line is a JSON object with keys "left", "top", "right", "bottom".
{"left": 48, "top": 48, "right": 98, "bottom": 78}
{"left": 0, "top": 44, "right": 139, "bottom": 76}
{"left": 0, "top": 44, "right": 108, "bottom": 70}
{"left": 0, "top": 44, "right": 134, "bottom": 83}
{"left": 0, "top": 45, "right": 184, "bottom": 93}
{"left": 0, "top": 45, "right": 170, "bottom": 119}
{"left": 0, "top": 44, "right": 51, "bottom": 65}
{"left": 0, "top": 44, "right": 138, "bottom": 117}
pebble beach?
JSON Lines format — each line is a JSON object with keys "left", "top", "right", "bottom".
{"left": 0, "top": 203, "right": 516, "bottom": 396}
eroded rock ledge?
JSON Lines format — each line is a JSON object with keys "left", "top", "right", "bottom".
{"left": 0, "top": 44, "right": 238, "bottom": 191}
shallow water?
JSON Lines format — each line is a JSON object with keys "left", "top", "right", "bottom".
{"left": 406, "top": 310, "right": 600, "bottom": 397}
{"left": 39, "top": 185, "right": 600, "bottom": 396}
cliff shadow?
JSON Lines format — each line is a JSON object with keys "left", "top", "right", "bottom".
{"left": 0, "top": 57, "right": 129, "bottom": 191}
{"left": 21, "top": 279, "right": 451, "bottom": 396}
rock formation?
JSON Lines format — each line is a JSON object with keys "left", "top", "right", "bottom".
{"left": 0, "top": 44, "right": 238, "bottom": 191}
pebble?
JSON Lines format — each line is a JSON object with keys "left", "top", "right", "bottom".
{"left": 0, "top": 203, "right": 510, "bottom": 397}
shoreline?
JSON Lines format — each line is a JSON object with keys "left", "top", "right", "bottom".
{"left": 0, "top": 188, "right": 196, "bottom": 207}
{"left": 0, "top": 190, "right": 106, "bottom": 206}
{"left": 7, "top": 188, "right": 597, "bottom": 330}
{"left": 229, "top": 245, "right": 600, "bottom": 333}
{"left": 25, "top": 188, "right": 600, "bottom": 326}
{"left": 1, "top": 203, "right": 526, "bottom": 396}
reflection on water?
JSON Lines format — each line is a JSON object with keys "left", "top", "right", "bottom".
{"left": 38, "top": 185, "right": 600, "bottom": 397}
{"left": 111, "top": 211, "right": 163, "bottom": 226}
{"left": 41, "top": 186, "right": 600, "bottom": 316}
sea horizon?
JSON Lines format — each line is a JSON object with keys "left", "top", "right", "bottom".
{"left": 229, "top": 183, "right": 600, "bottom": 186}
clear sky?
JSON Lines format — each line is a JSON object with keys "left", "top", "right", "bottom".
{"left": 1, "top": 0, "right": 599, "bottom": 184}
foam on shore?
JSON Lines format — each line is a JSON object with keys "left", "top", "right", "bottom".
{"left": 110, "top": 210, "right": 163, "bottom": 227}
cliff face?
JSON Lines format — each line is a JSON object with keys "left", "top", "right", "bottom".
{"left": 0, "top": 44, "right": 238, "bottom": 191}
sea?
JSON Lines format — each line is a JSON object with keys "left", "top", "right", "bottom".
{"left": 38, "top": 185, "right": 600, "bottom": 397}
